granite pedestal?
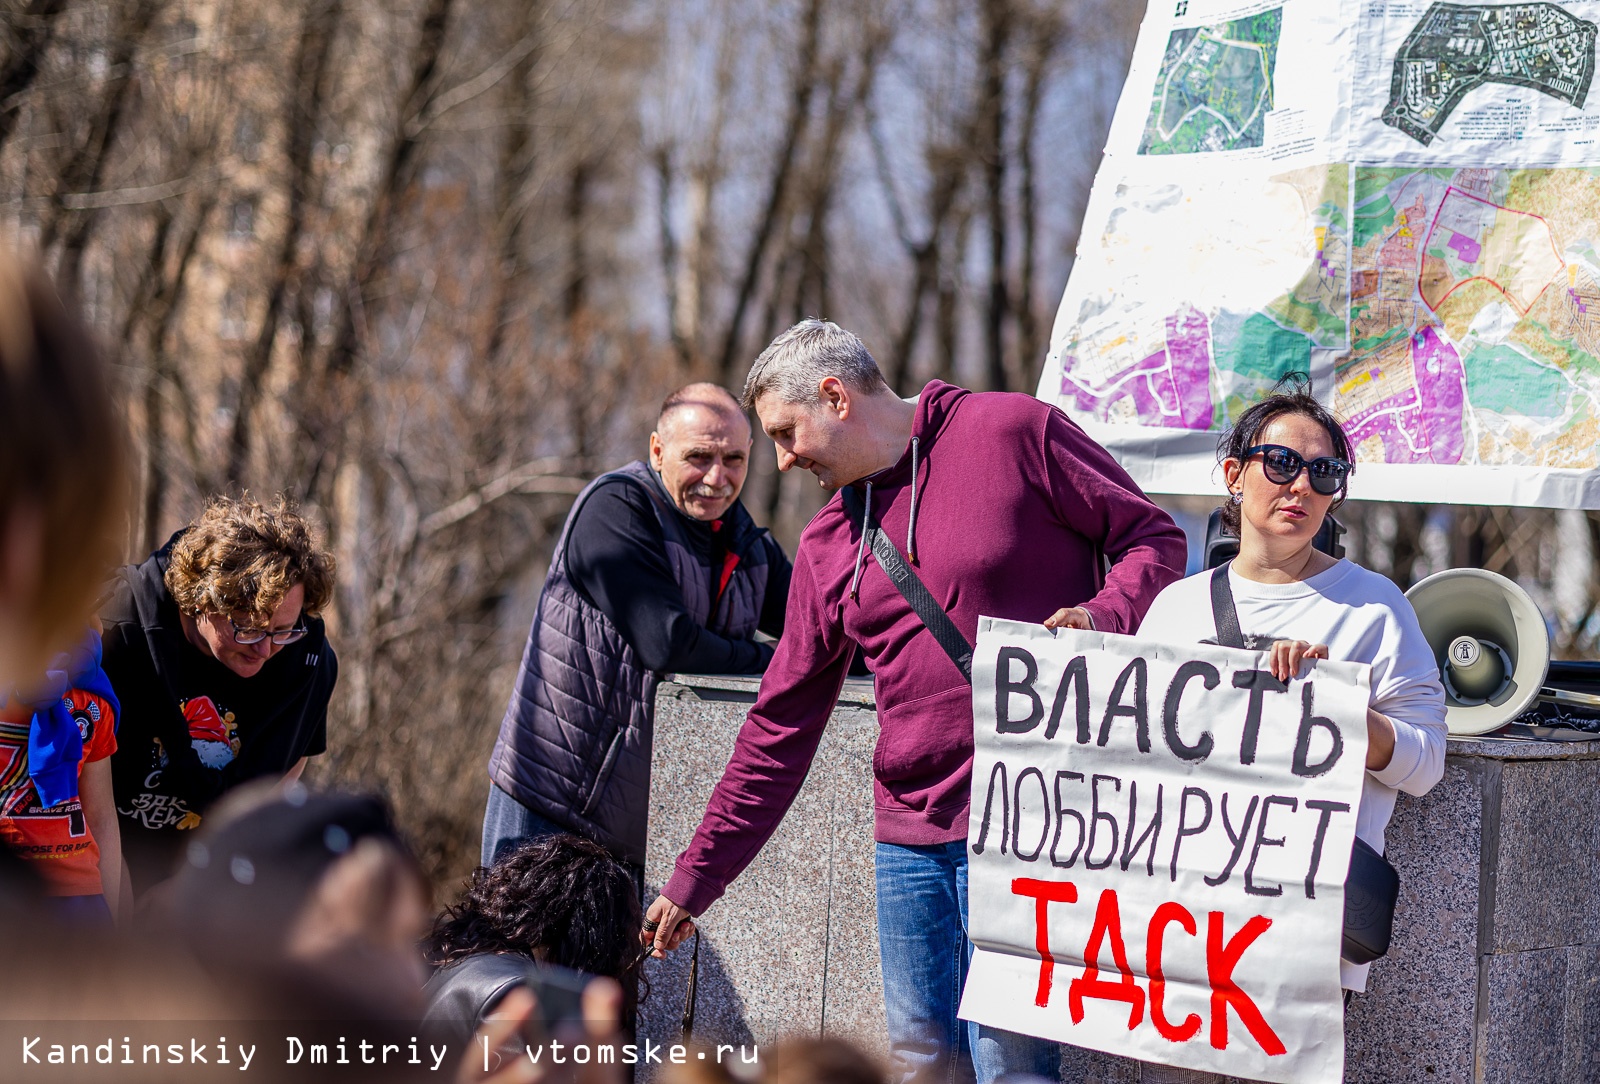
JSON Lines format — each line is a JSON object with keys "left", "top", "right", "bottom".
{"left": 641, "top": 675, "right": 1600, "bottom": 1082}
{"left": 639, "top": 675, "right": 885, "bottom": 1076}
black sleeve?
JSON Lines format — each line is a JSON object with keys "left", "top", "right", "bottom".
{"left": 757, "top": 536, "right": 792, "bottom": 640}
{"left": 300, "top": 646, "right": 334, "bottom": 759}
{"left": 102, "top": 619, "right": 153, "bottom": 796}
{"left": 566, "top": 480, "right": 772, "bottom": 675}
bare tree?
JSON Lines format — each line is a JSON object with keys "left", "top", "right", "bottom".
{"left": 39, "top": 0, "right": 163, "bottom": 287}
{"left": 0, "top": 0, "right": 72, "bottom": 153}
{"left": 0, "top": 0, "right": 1156, "bottom": 888}
{"left": 976, "top": 0, "right": 1010, "bottom": 392}
{"left": 225, "top": 0, "right": 343, "bottom": 486}
{"left": 1012, "top": 2, "right": 1067, "bottom": 388}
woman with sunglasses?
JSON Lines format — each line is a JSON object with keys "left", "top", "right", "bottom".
{"left": 101, "top": 495, "right": 339, "bottom": 900}
{"left": 1133, "top": 382, "right": 1447, "bottom": 1083}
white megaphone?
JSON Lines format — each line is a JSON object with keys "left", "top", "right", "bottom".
{"left": 1404, "top": 568, "right": 1550, "bottom": 736}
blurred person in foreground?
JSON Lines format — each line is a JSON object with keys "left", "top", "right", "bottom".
{"left": 1132, "top": 381, "right": 1446, "bottom": 1083}
{"left": 484, "top": 383, "right": 792, "bottom": 878}
{"left": 0, "top": 628, "right": 123, "bottom": 922}
{"left": 169, "top": 786, "right": 626, "bottom": 1084}
{"left": 0, "top": 255, "right": 128, "bottom": 926}
{"left": 645, "top": 321, "right": 1187, "bottom": 1083}
{"left": 50, "top": 784, "right": 620, "bottom": 1084}
{"left": 164, "top": 783, "right": 431, "bottom": 1016}
{"left": 423, "top": 833, "right": 640, "bottom": 1047}
{"left": 0, "top": 256, "right": 127, "bottom": 687}
{"left": 103, "top": 495, "right": 337, "bottom": 897}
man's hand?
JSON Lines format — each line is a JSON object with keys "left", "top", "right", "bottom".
{"left": 643, "top": 894, "right": 696, "bottom": 957}
{"left": 1267, "top": 639, "right": 1327, "bottom": 682}
{"left": 1043, "top": 607, "right": 1093, "bottom": 631}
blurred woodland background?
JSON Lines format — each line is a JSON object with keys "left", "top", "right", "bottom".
{"left": 2, "top": 0, "right": 1595, "bottom": 892}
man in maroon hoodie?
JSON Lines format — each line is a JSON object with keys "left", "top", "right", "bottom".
{"left": 645, "top": 320, "right": 1187, "bottom": 1082}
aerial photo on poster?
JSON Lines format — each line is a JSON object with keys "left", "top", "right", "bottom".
{"left": 1140, "top": 8, "right": 1283, "bottom": 155}
{"left": 1379, "top": 2, "right": 1596, "bottom": 146}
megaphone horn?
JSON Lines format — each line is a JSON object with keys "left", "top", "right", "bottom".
{"left": 1403, "top": 568, "right": 1550, "bottom": 737}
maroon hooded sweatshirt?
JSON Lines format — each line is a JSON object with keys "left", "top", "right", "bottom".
{"left": 662, "top": 381, "right": 1187, "bottom": 915}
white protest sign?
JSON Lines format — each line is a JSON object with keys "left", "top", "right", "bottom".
{"left": 958, "top": 619, "right": 1370, "bottom": 1084}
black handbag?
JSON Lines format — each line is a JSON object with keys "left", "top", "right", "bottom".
{"left": 1209, "top": 563, "right": 1398, "bottom": 965}
{"left": 1341, "top": 836, "right": 1399, "bottom": 964}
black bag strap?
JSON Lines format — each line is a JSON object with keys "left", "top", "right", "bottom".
{"left": 681, "top": 929, "right": 699, "bottom": 1038}
{"left": 1210, "top": 559, "right": 1400, "bottom": 964}
{"left": 840, "top": 485, "right": 972, "bottom": 681}
{"left": 1210, "top": 558, "right": 1401, "bottom": 963}
{"left": 1209, "top": 562, "right": 1246, "bottom": 650}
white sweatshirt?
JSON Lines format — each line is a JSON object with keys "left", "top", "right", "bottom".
{"left": 1137, "top": 558, "right": 1449, "bottom": 990}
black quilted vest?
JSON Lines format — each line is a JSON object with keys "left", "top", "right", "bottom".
{"left": 487, "top": 460, "right": 774, "bottom": 863}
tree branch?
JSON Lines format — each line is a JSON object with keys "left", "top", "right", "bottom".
{"left": 418, "top": 458, "right": 590, "bottom": 538}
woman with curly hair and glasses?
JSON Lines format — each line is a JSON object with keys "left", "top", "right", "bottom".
{"left": 102, "top": 494, "right": 338, "bottom": 898}
{"left": 422, "top": 833, "right": 640, "bottom": 1046}
{"left": 1133, "top": 379, "right": 1447, "bottom": 1082}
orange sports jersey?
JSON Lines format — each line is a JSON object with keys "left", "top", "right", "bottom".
{"left": 0, "top": 689, "right": 117, "bottom": 896}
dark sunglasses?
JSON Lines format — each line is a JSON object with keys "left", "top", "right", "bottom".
{"left": 1243, "top": 444, "right": 1351, "bottom": 496}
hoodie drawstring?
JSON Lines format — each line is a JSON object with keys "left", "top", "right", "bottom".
{"left": 850, "top": 435, "right": 924, "bottom": 597}
{"left": 907, "top": 435, "right": 920, "bottom": 564}
{"left": 849, "top": 481, "right": 873, "bottom": 600}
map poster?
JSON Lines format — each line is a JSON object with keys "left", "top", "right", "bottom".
{"left": 959, "top": 619, "right": 1369, "bottom": 1083}
{"left": 1040, "top": 0, "right": 1600, "bottom": 507}
{"left": 1039, "top": 164, "right": 1350, "bottom": 493}
{"left": 1354, "top": 1, "right": 1600, "bottom": 166}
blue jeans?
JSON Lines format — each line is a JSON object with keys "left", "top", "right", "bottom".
{"left": 481, "top": 782, "right": 572, "bottom": 866}
{"left": 876, "top": 841, "right": 1060, "bottom": 1084}
{"left": 480, "top": 783, "right": 646, "bottom": 899}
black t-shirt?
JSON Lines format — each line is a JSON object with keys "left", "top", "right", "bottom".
{"left": 103, "top": 539, "right": 337, "bottom": 893}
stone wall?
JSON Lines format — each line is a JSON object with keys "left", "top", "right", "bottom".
{"left": 640, "top": 675, "right": 1600, "bottom": 1083}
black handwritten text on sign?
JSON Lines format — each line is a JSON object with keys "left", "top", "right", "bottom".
{"left": 959, "top": 619, "right": 1369, "bottom": 1084}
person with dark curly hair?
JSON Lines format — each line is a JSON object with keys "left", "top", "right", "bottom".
{"left": 422, "top": 834, "right": 640, "bottom": 1046}
{"left": 103, "top": 494, "right": 339, "bottom": 897}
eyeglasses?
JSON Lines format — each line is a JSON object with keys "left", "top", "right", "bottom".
{"left": 1242, "top": 444, "right": 1352, "bottom": 496}
{"left": 227, "top": 617, "right": 309, "bottom": 646}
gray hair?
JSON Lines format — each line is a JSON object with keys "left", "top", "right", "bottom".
{"left": 740, "top": 319, "right": 888, "bottom": 410}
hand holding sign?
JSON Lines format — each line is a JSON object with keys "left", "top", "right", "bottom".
{"left": 1042, "top": 607, "right": 1095, "bottom": 631}
{"left": 960, "top": 619, "right": 1368, "bottom": 1084}
{"left": 1266, "top": 639, "right": 1327, "bottom": 682}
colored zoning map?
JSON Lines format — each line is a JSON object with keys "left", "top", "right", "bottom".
{"left": 1381, "top": 2, "right": 1597, "bottom": 146}
{"left": 1059, "top": 166, "right": 1349, "bottom": 431}
{"left": 1139, "top": 8, "right": 1283, "bottom": 154}
{"left": 1056, "top": 167, "right": 1600, "bottom": 469}
{"left": 1342, "top": 167, "right": 1600, "bottom": 466}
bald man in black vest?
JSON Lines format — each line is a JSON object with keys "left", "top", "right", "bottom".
{"left": 483, "top": 384, "right": 793, "bottom": 883}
